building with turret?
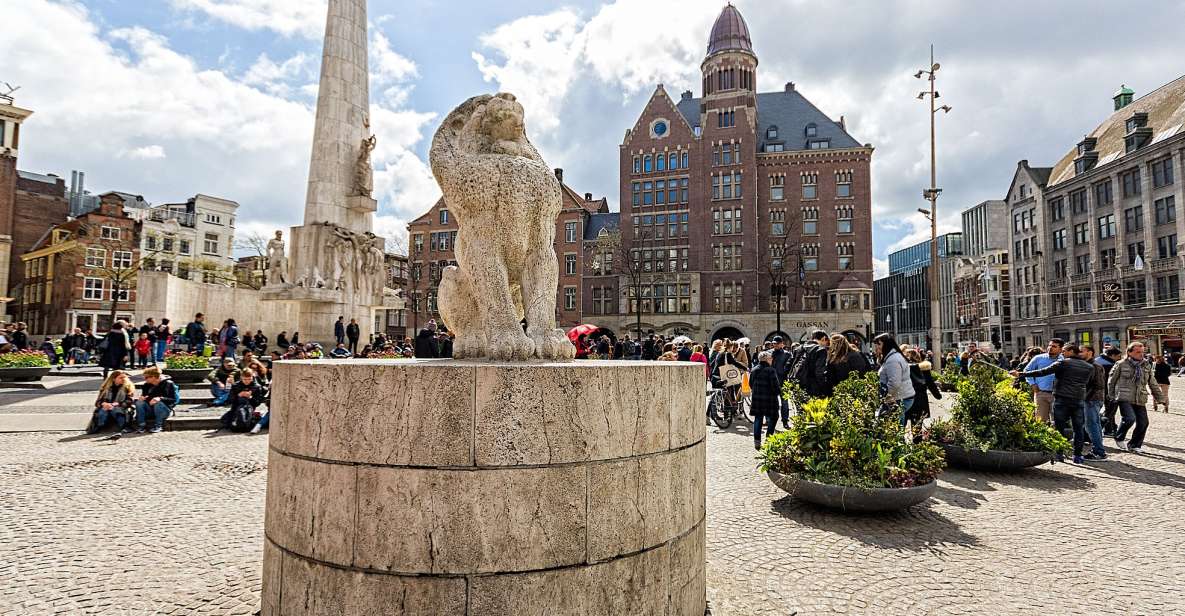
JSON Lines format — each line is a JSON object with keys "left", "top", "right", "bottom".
{"left": 603, "top": 4, "right": 875, "bottom": 344}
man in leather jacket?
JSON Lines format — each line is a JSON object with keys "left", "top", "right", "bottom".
{"left": 1012, "top": 343, "right": 1095, "bottom": 463}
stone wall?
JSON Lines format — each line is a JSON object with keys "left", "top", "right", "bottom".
{"left": 135, "top": 270, "right": 298, "bottom": 338}
{"left": 262, "top": 360, "right": 706, "bottom": 615}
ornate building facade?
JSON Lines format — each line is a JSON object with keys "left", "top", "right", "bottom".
{"left": 601, "top": 4, "right": 874, "bottom": 344}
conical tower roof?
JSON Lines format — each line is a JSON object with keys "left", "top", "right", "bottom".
{"left": 707, "top": 4, "right": 753, "bottom": 55}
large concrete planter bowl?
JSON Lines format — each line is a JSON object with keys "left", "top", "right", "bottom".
{"left": 766, "top": 469, "right": 936, "bottom": 512}
{"left": 163, "top": 367, "right": 211, "bottom": 383}
{"left": 938, "top": 443, "right": 1052, "bottom": 471}
{"left": 0, "top": 366, "right": 51, "bottom": 382}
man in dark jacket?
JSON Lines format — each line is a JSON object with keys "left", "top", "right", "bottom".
{"left": 1095, "top": 347, "right": 1122, "bottom": 435}
{"left": 10, "top": 323, "right": 28, "bottom": 351}
{"left": 1080, "top": 346, "right": 1108, "bottom": 460}
{"left": 186, "top": 313, "right": 206, "bottom": 354}
{"left": 749, "top": 351, "right": 781, "bottom": 450}
{"left": 334, "top": 316, "right": 346, "bottom": 346}
{"left": 62, "top": 328, "right": 88, "bottom": 365}
{"left": 641, "top": 335, "right": 657, "bottom": 361}
{"left": 414, "top": 321, "right": 439, "bottom": 358}
{"left": 1012, "top": 343, "right": 1095, "bottom": 463}
{"left": 221, "top": 369, "right": 266, "bottom": 432}
{"left": 134, "top": 367, "right": 180, "bottom": 433}
{"left": 769, "top": 337, "right": 792, "bottom": 428}
{"left": 791, "top": 330, "right": 831, "bottom": 399}
{"left": 346, "top": 318, "right": 361, "bottom": 355}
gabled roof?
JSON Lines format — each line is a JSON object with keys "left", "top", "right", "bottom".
{"left": 584, "top": 212, "right": 619, "bottom": 241}
{"left": 675, "top": 88, "right": 863, "bottom": 151}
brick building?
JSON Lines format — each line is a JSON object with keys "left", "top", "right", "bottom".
{"left": 405, "top": 171, "right": 609, "bottom": 333}
{"left": 381, "top": 252, "right": 409, "bottom": 339}
{"left": 16, "top": 193, "right": 140, "bottom": 334}
{"left": 0, "top": 95, "right": 70, "bottom": 313}
{"left": 604, "top": 4, "right": 874, "bottom": 344}
{"left": 1008, "top": 78, "right": 1185, "bottom": 355}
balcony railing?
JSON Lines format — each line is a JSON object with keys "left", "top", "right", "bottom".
{"left": 1070, "top": 273, "right": 1091, "bottom": 284}
{"left": 148, "top": 209, "right": 195, "bottom": 227}
{"left": 1151, "top": 257, "right": 1179, "bottom": 273}
{"left": 1095, "top": 268, "right": 1117, "bottom": 281}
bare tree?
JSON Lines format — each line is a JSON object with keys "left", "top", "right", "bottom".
{"left": 63, "top": 222, "right": 165, "bottom": 326}
{"left": 589, "top": 228, "right": 650, "bottom": 340}
{"left": 755, "top": 216, "right": 807, "bottom": 338}
{"left": 234, "top": 231, "right": 271, "bottom": 288}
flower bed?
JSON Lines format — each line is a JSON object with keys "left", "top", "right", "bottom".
{"left": 925, "top": 364, "right": 1069, "bottom": 470}
{"left": 759, "top": 373, "right": 945, "bottom": 511}
{"left": 0, "top": 351, "right": 52, "bottom": 382}
{"left": 366, "top": 351, "right": 408, "bottom": 360}
{"left": 162, "top": 352, "right": 213, "bottom": 383}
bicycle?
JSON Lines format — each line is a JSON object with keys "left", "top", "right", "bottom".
{"left": 707, "top": 384, "right": 751, "bottom": 429}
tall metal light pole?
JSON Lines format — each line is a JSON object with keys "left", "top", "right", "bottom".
{"left": 916, "top": 45, "right": 951, "bottom": 362}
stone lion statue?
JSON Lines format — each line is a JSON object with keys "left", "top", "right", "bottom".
{"left": 429, "top": 93, "right": 575, "bottom": 361}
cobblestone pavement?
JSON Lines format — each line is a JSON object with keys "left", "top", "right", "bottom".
{"left": 2, "top": 395, "right": 1185, "bottom": 615}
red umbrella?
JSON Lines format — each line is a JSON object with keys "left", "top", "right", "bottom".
{"left": 567, "top": 324, "right": 599, "bottom": 343}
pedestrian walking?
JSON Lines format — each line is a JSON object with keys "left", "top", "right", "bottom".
{"left": 346, "top": 318, "right": 360, "bottom": 355}
{"left": 185, "top": 313, "right": 206, "bottom": 354}
{"left": 904, "top": 348, "right": 941, "bottom": 443}
{"left": 824, "top": 333, "right": 871, "bottom": 396}
{"left": 222, "top": 318, "right": 240, "bottom": 361}
{"left": 334, "top": 316, "right": 346, "bottom": 346}
{"left": 873, "top": 333, "right": 914, "bottom": 423}
{"left": 1080, "top": 346, "right": 1109, "bottom": 460}
{"left": 749, "top": 351, "right": 781, "bottom": 450}
{"left": 1013, "top": 343, "right": 1097, "bottom": 463}
{"left": 790, "top": 330, "right": 831, "bottom": 399}
{"left": 1153, "top": 355, "right": 1171, "bottom": 413}
{"left": 1096, "top": 347, "right": 1123, "bottom": 435}
{"left": 134, "top": 332, "right": 152, "bottom": 368}
{"left": 154, "top": 318, "right": 170, "bottom": 362}
{"left": 98, "top": 321, "right": 130, "bottom": 378}
{"left": 1107, "top": 342, "right": 1168, "bottom": 453}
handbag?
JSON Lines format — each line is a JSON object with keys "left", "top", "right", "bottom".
{"left": 716, "top": 364, "right": 743, "bottom": 387}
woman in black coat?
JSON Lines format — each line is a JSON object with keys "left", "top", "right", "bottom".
{"left": 905, "top": 348, "right": 941, "bottom": 443}
{"left": 98, "top": 322, "right": 130, "bottom": 377}
{"left": 823, "top": 334, "right": 870, "bottom": 395}
{"left": 749, "top": 351, "right": 782, "bottom": 449}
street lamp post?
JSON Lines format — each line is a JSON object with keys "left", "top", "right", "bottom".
{"left": 916, "top": 45, "right": 951, "bottom": 363}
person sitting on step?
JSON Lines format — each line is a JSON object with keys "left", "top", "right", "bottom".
{"left": 133, "top": 367, "right": 180, "bottom": 434}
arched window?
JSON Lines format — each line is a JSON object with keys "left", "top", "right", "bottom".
{"left": 656, "top": 154, "right": 666, "bottom": 171}
{"left": 681, "top": 151, "right": 689, "bottom": 168}
{"left": 643, "top": 155, "right": 652, "bottom": 173}
{"left": 668, "top": 153, "right": 678, "bottom": 170}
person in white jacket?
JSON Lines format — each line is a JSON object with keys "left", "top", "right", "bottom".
{"left": 874, "top": 333, "right": 914, "bottom": 424}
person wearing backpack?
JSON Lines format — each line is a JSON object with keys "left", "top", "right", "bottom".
{"left": 221, "top": 369, "right": 266, "bottom": 432}
{"left": 133, "top": 366, "right": 180, "bottom": 433}
{"left": 790, "top": 330, "right": 831, "bottom": 399}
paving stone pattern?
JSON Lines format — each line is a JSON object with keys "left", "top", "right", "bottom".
{"left": 3, "top": 395, "right": 1185, "bottom": 614}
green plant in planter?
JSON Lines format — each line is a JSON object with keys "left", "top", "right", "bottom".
{"left": 935, "top": 363, "right": 962, "bottom": 389}
{"left": 367, "top": 351, "right": 407, "bottom": 360}
{"left": 926, "top": 363, "right": 1070, "bottom": 455}
{"left": 164, "top": 352, "right": 211, "bottom": 370}
{"left": 759, "top": 372, "right": 946, "bottom": 489}
{"left": 0, "top": 351, "right": 51, "bottom": 368}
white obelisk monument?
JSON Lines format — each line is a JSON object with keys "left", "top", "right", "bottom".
{"left": 263, "top": 0, "right": 396, "bottom": 344}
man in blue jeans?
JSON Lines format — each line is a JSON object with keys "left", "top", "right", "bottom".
{"left": 1012, "top": 343, "right": 1093, "bottom": 463}
{"left": 1079, "top": 346, "right": 1108, "bottom": 460}
{"left": 134, "top": 367, "right": 180, "bottom": 433}
{"left": 154, "top": 318, "right": 170, "bottom": 363}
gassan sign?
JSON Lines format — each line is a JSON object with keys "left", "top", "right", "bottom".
{"left": 1129, "top": 326, "right": 1185, "bottom": 338}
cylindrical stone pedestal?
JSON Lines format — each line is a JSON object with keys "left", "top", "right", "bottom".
{"left": 261, "top": 359, "right": 706, "bottom": 616}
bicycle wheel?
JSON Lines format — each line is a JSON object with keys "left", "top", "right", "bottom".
{"left": 709, "top": 391, "right": 732, "bottom": 429}
{"left": 737, "top": 395, "right": 752, "bottom": 424}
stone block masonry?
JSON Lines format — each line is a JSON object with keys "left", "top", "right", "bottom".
{"left": 261, "top": 359, "right": 706, "bottom": 615}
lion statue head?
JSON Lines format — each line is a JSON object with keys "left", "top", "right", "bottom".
{"left": 431, "top": 92, "right": 541, "bottom": 168}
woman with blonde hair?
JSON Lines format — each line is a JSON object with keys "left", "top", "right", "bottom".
{"left": 824, "top": 333, "right": 870, "bottom": 396}
{"left": 87, "top": 369, "right": 136, "bottom": 433}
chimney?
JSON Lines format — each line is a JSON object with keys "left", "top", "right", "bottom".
{"left": 553, "top": 168, "right": 563, "bottom": 182}
{"left": 681, "top": 90, "right": 693, "bottom": 100}
{"left": 785, "top": 82, "right": 795, "bottom": 92}
{"left": 79, "top": 171, "right": 86, "bottom": 194}
{"left": 584, "top": 192, "right": 592, "bottom": 201}
{"left": 70, "top": 170, "right": 78, "bottom": 196}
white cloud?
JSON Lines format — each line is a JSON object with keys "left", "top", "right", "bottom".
{"left": 873, "top": 258, "right": 888, "bottom": 280}
{"left": 6, "top": 0, "right": 437, "bottom": 248}
{"left": 169, "top": 0, "right": 327, "bottom": 38}
{"left": 121, "top": 145, "right": 167, "bottom": 160}
{"left": 371, "top": 31, "right": 418, "bottom": 85}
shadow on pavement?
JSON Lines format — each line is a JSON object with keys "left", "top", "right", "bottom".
{"left": 965, "top": 466, "right": 1096, "bottom": 494}
{"left": 1084, "top": 458, "right": 1185, "bottom": 490}
{"left": 769, "top": 495, "right": 980, "bottom": 553}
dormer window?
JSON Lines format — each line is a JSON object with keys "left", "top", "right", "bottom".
{"left": 804, "top": 123, "right": 818, "bottom": 138}
{"left": 1074, "top": 137, "right": 1099, "bottom": 175}
{"left": 1124, "top": 112, "right": 1152, "bottom": 153}
{"left": 1125, "top": 113, "right": 1147, "bottom": 133}
{"left": 766, "top": 126, "right": 778, "bottom": 139}
{"left": 1076, "top": 137, "right": 1096, "bottom": 156}
{"left": 807, "top": 139, "right": 830, "bottom": 150}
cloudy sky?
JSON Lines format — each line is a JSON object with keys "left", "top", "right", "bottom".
{"left": 6, "top": 0, "right": 1185, "bottom": 274}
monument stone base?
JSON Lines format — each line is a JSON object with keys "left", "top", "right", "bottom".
{"left": 261, "top": 359, "right": 706, "bottom": 616}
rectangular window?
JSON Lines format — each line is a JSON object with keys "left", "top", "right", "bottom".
{"left": 162, "top": 237, "right": 174, "bottom": 252}
{"left": 1156, "top": 274, "right": 1180, "bottom": 304}
{"left": 85, "top": 247, "right": 106, "bottom": 267}
{"left": 1074, "top": 222, "right": 1089, "bottom": 245}
{"left": 711, "top": 176, "right": 720, "bottom": 200}
{"left": 1075, "top": 254, "right": 1091, "bottom": 275}
{"left": 1100, "top": 247, "right": 1117, "bottom": 269}
{"left": 1124, "top": 206, "right": 1143, "bottom": 232}
{"left": 802, "top": 179, "right": 817, "bottom": 200}
{"left": 1070, "top": 189, "right": 1088, "bottom": 214}
{"left": 1151, "top": 157, "right": 1175, "bottom": 188}
{"left": 722, "top": 174, "right": 732, "bottom": 199}
{"left": 803, "top": 207, "right": 818, "bottom": 235}
{"left": 1094, "top": 180, "right": 1113, "bottom": 206}
{"left": 1049, "top": 197, "right": 1064, "bottom": 222}
{"left": 101, "top": 226, "right": 120, "bottom": 240}
{"left": 413, "top": 235, "right": 423, "bottom": 254}
{"left": 1158, "top": 234, "right": 1179, "bottom": 259}
{"left": 734, "top": 172, "right": 742, "bottom": 198}
{"left": 1124, "top": 278, "right": 1148, "bottom": 308}
{"left": 1054, "top": 259, "right": 1068, "bottom": 279}
{"left": 1097, "top": 214, "right": 1115, "bottom": 240}
{"left": 83, "top": 277, "right": 104, "bottom": 300}
{"left": 203, "top": 233, "right": 219, "bottom": 255}
{"left": 836, "top": 182, "right": 851, "bottom": 198}
{"left": 1155, "top": 196, "right": 1176, "bottom": 225}
{"left": 438, "top": 232, "right": 450, "bottom": 251}
{"left": 564, "top": 287, "right": 576, "bottom": 310}
{"left": 565, "top": 221, "right": 577, "bottom": 243}
{"left": 722, "top": 146, "right": 732, "bottom": 165}
{"left": 146, "top": 236, "right": 157, "bottom": 250}
{"left": 112, "top": 251, "right": 133, "bottom": 269}
{"left": 1127, "top": 241, "right": 1145, "bottom": 265}
{"left": 439, "top": 210, "right": 449, "bottom": 224}
{"left": 1121, "top": 168, "right": 1141, "bottom": 197}
{"left": 803, "top": 257, "right": 818, "bottom": 271}
{"left": 770, "top": 175, "right": 785, "bottom": 201}
{"left": 1053, "top": 228, "right": 1067, "bottom": 251}
{"left": 632, "top": 182, "right": 640, "bottom": 206}
{"left": 680, "top": 178, "right": 688, "bottom": 203}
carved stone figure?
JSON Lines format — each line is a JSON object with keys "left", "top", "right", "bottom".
{"left": 429, "top": 92, "right": 575, "bottom": 361}
{"left": 355, "top": 134, "right": 377, "bottom": 198}
{"left": 266, "top": 230, "right": 289, "bottom": 286}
